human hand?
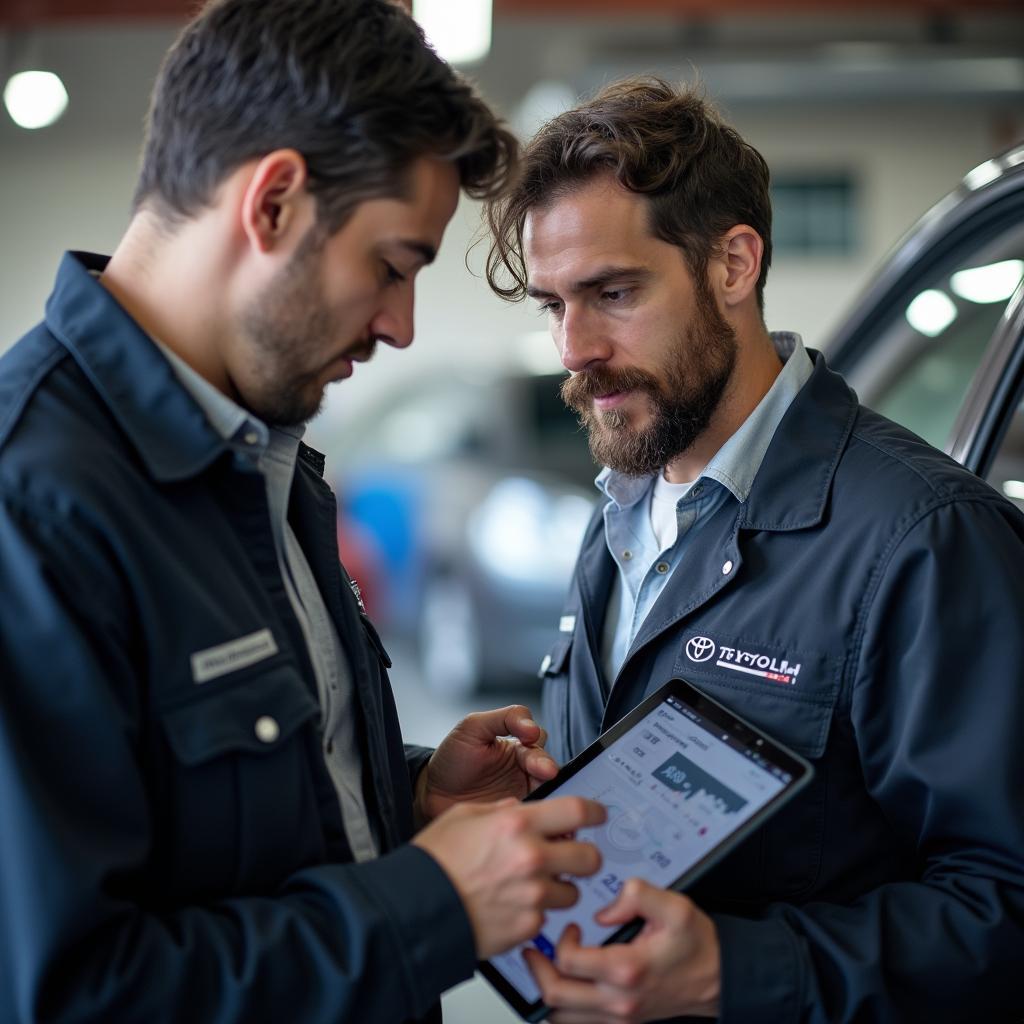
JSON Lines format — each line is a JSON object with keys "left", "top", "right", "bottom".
{"left": 412, "top": 795, "right": 606, "bottom": 959}
{"left": 523, "top": 879, "right": 721, "bottom": 1022}
{"left": 416, "top": 705, "right": 558, "bottom": 824}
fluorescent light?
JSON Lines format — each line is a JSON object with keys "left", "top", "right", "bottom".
{"left": 1003, "top": 480, "right": 1024, "bottom": 500}
{"left": 905, "top": 289, "right": 958, "bottom": 338}
{"left": 950, "top": 259, "right": 1024, "bottom": 304}
{"left": 3, "top": 70, "right": 68, "bottom": 130}
{"left": 963, "top": 158, "right": 1001, "bottom": 191}
{"left": 413, "top": 0, "right": 492, "bottom": 65}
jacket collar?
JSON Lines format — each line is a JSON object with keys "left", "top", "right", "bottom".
{"left": 738, "top": 348, "right": 858, "bottom": 532}
{"left": 45, "top": 251, "right": 229, "bottom": 482}
{"left": 44, "top": 251, "right": 329, "bottom": 483}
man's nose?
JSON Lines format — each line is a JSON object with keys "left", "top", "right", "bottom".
{"left": 370, "top": 286, "right": 415, "bottom": 350}
{"left": 558, "top": 304, "right": 611, "bottom": 373}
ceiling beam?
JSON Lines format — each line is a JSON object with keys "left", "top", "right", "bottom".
{"left": 0, "top": 0, "right": 1019, "bottom": 25}
{"left": 492, "top": 0, "right": 1021, "bottom": 11}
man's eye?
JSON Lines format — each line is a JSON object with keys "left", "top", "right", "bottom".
{"left": 602, "top": 287, "right": 630, "bottom": 302}
{"left": 537, "top": 300, "right": 562, "bottom": 315}
{"left": 383, "top": 262, "right": 406, "bottom": 284}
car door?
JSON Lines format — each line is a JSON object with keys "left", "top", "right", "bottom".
{"left": 826, "top": 144, "right": 1024, "bottom": 479}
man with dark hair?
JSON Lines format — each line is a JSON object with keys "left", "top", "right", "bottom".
{"left": 0, "top": 2, "right": 607, "bottom": 1022}
{"left": 487, "top": 77, "right": 1024, "bottom": 1022}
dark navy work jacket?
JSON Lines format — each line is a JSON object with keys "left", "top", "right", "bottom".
{"left": 541, "top": 351, "right": 1024, "bottom": 1023}
{"left": 0, "top": 253, "right": 476, "bottom": 1023}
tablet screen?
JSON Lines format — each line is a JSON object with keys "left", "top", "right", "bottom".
{"left": 485, "top": 680, "right": 808, "bottom": 1010}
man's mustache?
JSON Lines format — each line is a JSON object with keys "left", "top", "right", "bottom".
{"left": 561, "top": 365, "right": 661, "bottom": 411}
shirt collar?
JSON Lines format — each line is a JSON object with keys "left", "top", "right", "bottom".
{"left": 152, "top": 337, "right": 269, "bottom": 449}
{"left": 595, "top": 331, "right": 813, "bottom": 508}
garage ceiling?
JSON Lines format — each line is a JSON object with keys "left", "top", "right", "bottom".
{"left": 0, "top": 0, "right": 1021, "bottom": 21}
{"left": 0, "top": 0, "right": 1021, "bottom": 128}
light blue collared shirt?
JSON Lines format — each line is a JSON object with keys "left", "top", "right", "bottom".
{"left": 600, "top": 332, "right": 813, "bottom": 682}
{"left": 153, "top": 340, "right": 378, "bottom": 862}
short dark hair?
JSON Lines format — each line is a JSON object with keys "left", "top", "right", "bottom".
{"left": 486, "top": 77, "right": 772, "bottom": 313}
{"left": 134, "top": 0, "right": 517, "bottom": 228}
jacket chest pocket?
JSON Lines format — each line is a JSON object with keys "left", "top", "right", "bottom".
{"left": 673, "top": 630, "right": 841, "bottom": 904}
{"left": 155, "top": 664, "right": 322, "bottom": 899}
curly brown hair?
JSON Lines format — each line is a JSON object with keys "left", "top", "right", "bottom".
{"left": 486, "top": 77, "right": 771, "bottom": 313}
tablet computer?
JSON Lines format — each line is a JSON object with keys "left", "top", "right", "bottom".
{"left": 479, "top": 676, "right": 814, "bottom": 1021}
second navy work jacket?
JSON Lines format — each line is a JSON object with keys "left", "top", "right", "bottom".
{"left": 0, "top": 253, "right": 477, "bottom": 1023}
{"left": 541, "top": 351, "right": 1024, "bottom": 1023}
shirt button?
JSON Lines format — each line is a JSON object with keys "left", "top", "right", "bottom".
{"left": 656, "top": 562, "right": 670, "bottom": 574}
{"left": 254, "top": 715, "right": 280, "bottom": 744}
{"left": 722, "top": 560, "right": 734, "bottom": 575}
{"left": 622, "top": 550, "right": 633, "bottom": 561}
{"left": 243, "top": 430, "right": 260, "bottom": 446}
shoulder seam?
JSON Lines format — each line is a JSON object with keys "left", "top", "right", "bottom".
{"left": 844, "top": 491, "right": 1012, "bottom": 709}
{"left": 0, "top": 340, "right": 67, "bottom": 452}
{"left": 847, "top": 426, "right": 950, "bottom": 495}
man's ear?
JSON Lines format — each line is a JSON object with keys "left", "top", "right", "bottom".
{"left": 239, "top": 149, "right": 313, "bottom": 254}
{"left": 711, "top": 225, "right": 763, "bottom": 310}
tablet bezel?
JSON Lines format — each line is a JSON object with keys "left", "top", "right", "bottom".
{"left": 478, "top": 676, "right": 814, "bottom": 1022}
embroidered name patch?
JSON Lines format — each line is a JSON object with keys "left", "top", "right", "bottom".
{"left": 684, "top": 634, "right": 801, "bottom": 686}
{"left": 191, "top": 629, "right": 278, "bottom": 684}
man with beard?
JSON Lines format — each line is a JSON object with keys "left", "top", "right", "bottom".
{"left": 0, "top": 3, "right": 608, "bottom": 1022}
{"left": 485, "top": 78, "right": 1024, "bottom": 1022}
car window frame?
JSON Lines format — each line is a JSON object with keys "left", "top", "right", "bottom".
{"left": 826, "top": 150, "right": 1024, "bottom": 462}
{"left": 948, "top": 280, "right": 1024, "bottom": 476}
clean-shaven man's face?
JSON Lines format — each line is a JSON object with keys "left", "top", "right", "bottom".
{"left": 524, "top": 174, "right": 737, "bottom": 477}
{"left": 237, "top": 156, "right": 460, "bottom": 426}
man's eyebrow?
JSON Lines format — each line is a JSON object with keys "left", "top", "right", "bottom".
{"left": 394, "top": 239, "right": 437, "bottom": 265}
{"left": 526, "top": 265, "right": 651, "bottom": 299}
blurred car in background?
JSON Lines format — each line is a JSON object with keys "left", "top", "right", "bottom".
{"left": 333, "top": 369, "right": 596, "bottom": 698}
{"left": 827, "top": 143, "right": 1024, "bottom": 496}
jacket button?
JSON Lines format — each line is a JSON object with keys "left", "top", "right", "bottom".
{"left": 255, "top": 715, "right": 280, "bottom": 743}
{"left": 655, "top": 562, "right": 670, "bottom": 574}
{"left": 722, "top": 560, "right": 734, "bottom": 575}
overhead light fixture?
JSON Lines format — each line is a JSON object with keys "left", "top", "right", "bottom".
{"left": 905, "top": 289, "right": 958, "bottom": 338}
{"left": 1003, "top": 480, "right": 1024, "bottom": 500}
{"left": 950, "top": 259, "right": 1024, "bottom": 305}
{"left": 3, "top": 70, "right": 68, "bottom": 130}
{"left": 413, "top": 0, "right": 492, "bottom": 65}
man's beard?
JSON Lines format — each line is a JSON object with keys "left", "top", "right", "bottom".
{"left": 238, "top": 230, "right": 362, "bottom": 427}
{"left": 561, "top": 282, "right": 737, "bottom": 477}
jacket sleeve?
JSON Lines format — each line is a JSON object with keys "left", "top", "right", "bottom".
{"left": 713, "top": 497, "right": 1024, "bottom": 1024}
{"left": 405, "top": 744, "right": 435, "bottom": 794}
{"left": 0, "top": 495, "right": 476, "bottom": 1024}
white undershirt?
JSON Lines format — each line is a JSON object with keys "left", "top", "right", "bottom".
{"left": 649, "top": 473, "right": 696, "bottom": 552}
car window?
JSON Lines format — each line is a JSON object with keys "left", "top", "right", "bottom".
{"left": 854, "top": 230, "right": 1024, "bottom": 450}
